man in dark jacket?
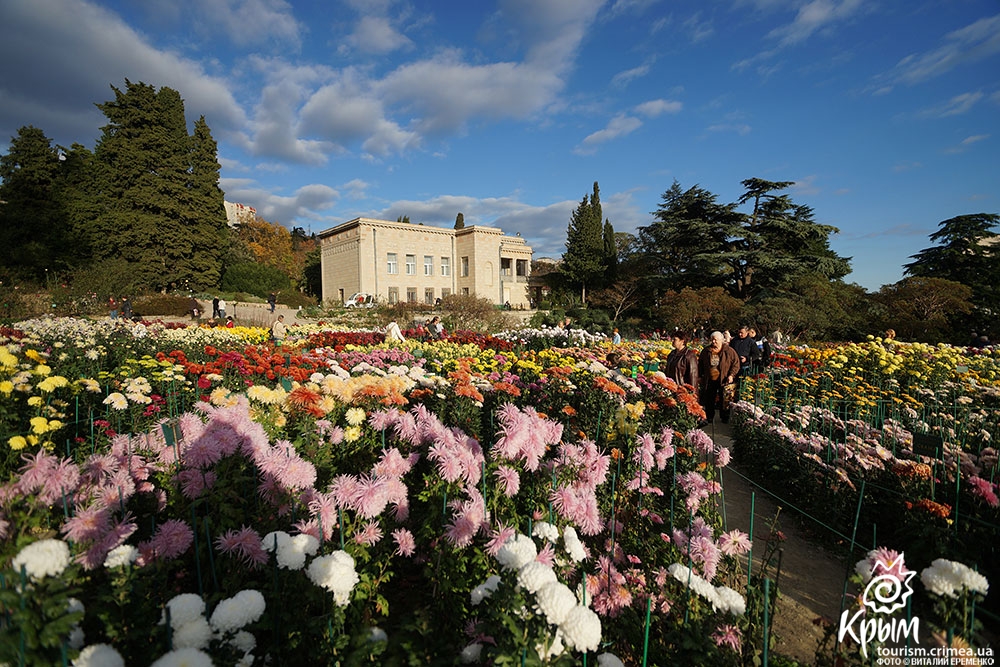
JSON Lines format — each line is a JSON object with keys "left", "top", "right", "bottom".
{"left": 698, "top": 331, "right": 740, "bottom": 424}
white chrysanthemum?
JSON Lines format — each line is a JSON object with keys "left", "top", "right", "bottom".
{"left": 104, "top": 544, "right": 138, "bottom": 569}
{"left": 532, "top": 521, "right": 559, "bottom": 542}
{"left": 562, "top": 526, "right": 587, "bottom": 563}
{"left": 536, "top": 581, "right": 577, "bottom": 625}
{"left": 150, "top": 647, "right": 213, "bottom": 667}
{"left": 228, "top": 630, "right": 256, "bottom": 654}
{"left": 714, "top": 586, "right": 746, "bottom": 615}
{"left": 597, "top": 652, "right": 626, "bottom": 667}
{"left": 307, "top": 551, "right": 359, "bottom": 606}
{"left": 460, "top": 643, "right": 483, "bottom": 663}
{"left": 274, "top": 533, "right": 319, "bottom": 570}
{"left": 172, "top": 617, "right": 213, "bottom": 650}
{"left": 517, "top": 561, "right": 557, "bottom": 594}
{"left": 470, "top": 575, "right": 502, "bottom": 606}
{"left": 68, "top": 626, "right": 85, "bottom": 650}
{"left": 345, "top": 407, "right": 367, "bottom": 426}
{"left": 72, "top": 643, "right": 124, "bottom": 667}
{"left": 160, "top": 593, "right": 206, "bottom": 629}
{"left": 921, "top": 559, "right": 990, "bottom": 598}
{"left": 262, "top": 531, "right": 291, "bottom": 553}
{"left": 668, "top": 563, "right": 719, "bottom": 607}
{"left": 210, "top": 589, "right": 266, "bottom": 634}
{"left": 496, "top": 534, "right": 536, "bottom": 571}
{"left": 102, "top": 392, "right": 128, "bottom": 410}
{"left": 368, "top": 627, "right": 388, "bottom": 643}
{"left": 536, "top": 629, "right": 564, "bottom": 660}
{"left": 12, "top": 538, "right": 71, "bottom": 581}
{"left": 559, "top": 605, "right": 601, "bottom": 653}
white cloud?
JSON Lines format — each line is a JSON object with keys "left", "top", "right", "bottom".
{"left": 684, "top": 12, "right": 714, "bottom": 43}
{"left": 222, "top": 181, "right": 339, "bottom": 224}
{"left": 879, "top": 13, "right": 1000, "bottom": 87}
{"left": 611, "top": 64, "right": 651, "bottom": 88}
{"left": 343, "top": 15, "right": 413, "bottom": 55}
{"left": 706, "top": 123, "right": 751, "bottom": 135}
{"left": 635, "top": 99, "right": 682, "bottom": 117}
{"left": 575, "top": 114, "right": 643, "bottom": 154}
{"left": 918, "top": 91, "right": 984, "bottom": 118}
{"left": 767, "top": 0, "right": 864, "bottom": 47}
{"left": 944, "top": 133, "right": 990, "bottom": 154}
{"left": 197, "top": 0, "right": 301, "bottom": 48}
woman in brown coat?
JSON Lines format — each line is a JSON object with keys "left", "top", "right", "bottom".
{"left": 697, "top": 331, "right": 741, "bottom": 424}
{"left": 665, "top": 331, "right": 699, "bottom": 389}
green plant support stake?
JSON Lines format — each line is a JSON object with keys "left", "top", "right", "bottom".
{"left": 165, "top": 606, "right": 173, "bottom": 650}
{"left": 205, "top": 516, "right": 218, "bottom": 593}
{"left": 191, "top": 506, "right": 204, "bottom": 598}
{"left": 763, "top": 578, "right": 771, "bottom": 667}
{"left": 747, "top": 491, "right": 755, "bottom": 589}
{"left": 836, "top": 478, "right": 867, "bottom": 653}
{"left": 339, "top": 508, "right": 345, "bottom": 549}
{"left": 641, "top": 597, "right": 652, "bottom": 667}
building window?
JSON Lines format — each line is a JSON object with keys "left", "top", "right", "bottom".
{"left": 424, "top": 288, "right": 434, "bottom": 304}
{"left": 406, "top": 287, "right": 417, "bottom": 302}
{"left": 424, "top": 256, "right": 434, "bottom": 276}
{"left": 516, "top": 259, "right": 528, "bottom": 277}
{"left": 462, "top": 287, "right": 470, "bottom": 296}
{"left": 441, "top": 257, "right": 450, "bottom": 276}
{"left": 405, "top": 254, "right": 416, "bottom": 275}
{"left": 387, "top": 253, "right": 398, "bottom": 275}
{"left": 461, "top": 256, "right": 469, "bottom": 277}
{"left": 501, "top": 258, "right": 512, "bottom": 277}
{"left": 388, "top": 287, "right": 399, "bottom": 304}
{"left": 441, "top": 288, "right": 451, "bottom": 299}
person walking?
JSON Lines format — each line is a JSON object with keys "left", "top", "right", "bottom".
{"left": 120, "top": 296, "right": 133, "bottom": 320}
{"left": 268, "top": 292, "right": 277, "bottom": 313}
{"left": 108, "top": 296, "right": 118, "bottom": 321}
{"left": 217, "top": 298, "right": 227, "bottom": 319}
{"left": 697, "top": 331, "right": 740, "bottom": 425}
{"left": 665, "top": 330, "right": 699, "bottom": 388}
{"left": 212, "top": 297, "right": 220, "bottom": 319}
{"left": 270, "top": 314, "right": 286, "bottom": 345}
{"left": 612, "top": 328, "right": 621, "bottom": 345}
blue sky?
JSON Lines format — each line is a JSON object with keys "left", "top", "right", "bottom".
{"left": 1, "top": 0, "right": 998, "bottom": 291}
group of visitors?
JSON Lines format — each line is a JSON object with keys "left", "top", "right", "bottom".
{"left": 108, "top": 296, "right": 134, "bottom": 321}
{"left": 609, "top": 323, "right": 774, "bottom": 427}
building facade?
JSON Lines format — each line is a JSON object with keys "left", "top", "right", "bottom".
{"left": 318, "top": 218, "right": 533, "bottom": 308}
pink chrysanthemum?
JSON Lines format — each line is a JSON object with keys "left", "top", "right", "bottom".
{"left": 494, "top": 465, "right": 520, "bottom": 497}
{"left": 486, "top": 525, "right": 516, "bottom": 556}
{"left": 216, "top": 526, "right": 268, "bottom": 568}
{"left": 353, "top": 520, "right": 384, "bottom": 547}
{"left": 392, "top": 528, "right": 416, "bottom": 557}
{"left": 718, "top": 529, "right": 752, "bottom": 557}
{"left": 144, "top": 519, "right": 194, "bottom": 560}
{"left": 712, "top": 624, "right": 741, "bottom": 652}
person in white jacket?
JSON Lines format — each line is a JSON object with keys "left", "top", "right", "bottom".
{"left": 385, "top": 320, "right": 405, "bottom": 342}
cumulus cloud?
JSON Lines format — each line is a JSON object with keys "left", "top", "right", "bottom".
{"left": 0, "top": 0, "right": 247, "bottom": 148}
{"left": 196, "top": 0, "right": 301, "bottom": 48}
{"left": 222, "top": 180, "right": 339, "bottom": 224}
{"left": 635, "top": 99, "right": 682, "bottom": 116}
{"left": 342, "top": 15, "right": 413, "bottom": 55}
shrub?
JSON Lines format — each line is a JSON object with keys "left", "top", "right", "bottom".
{"left": 133, "top": 293, "right": 193, "bottom": 317}
{"left": 440, "top": 294, "right": 517, "bottom": 332}
{"left": 221, "top": 262, "right": 291, "bottom": 297}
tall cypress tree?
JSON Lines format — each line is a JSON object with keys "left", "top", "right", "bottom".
{"left": 0, "top": 126, "right": 63, "bottom": 278}
{"left": 562, "top": 182, "right": 604, "bottom": 304}
{"left": 92, "top": 80, "right": 226, "bottom": 290}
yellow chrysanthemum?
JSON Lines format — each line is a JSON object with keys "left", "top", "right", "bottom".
{"left": 30, "top": 416, "right": 50, "bottom": 435}
{"left": 345, "top": 407, "right": 366, "bottom": 426}
{"left": 344, "top": 425, "right": 362, "bottom": 442}
{"left": 37, "top": 375, "right": 69, "bottom": 392}
{"left": 0, "top": 380, "right": 13, "bottom": 395}
{"left": 8, "top": 435, "right": 28, "bottom": 451}
{"left": 27, "top": 396, "right": 43, "bottom": 407}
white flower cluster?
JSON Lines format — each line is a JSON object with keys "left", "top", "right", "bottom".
{"left": 12, "top": 538, "right": 70, "bottom": 582}
{"left": 920, "top": 559, "right": 990, "bottom": 599}
{"left": 470, "top": 575, "right": 502, "bottom": 606}
{"left": 532, "top": 520, "right": 560, "bottom": 542}
{"left": 71, "top": 643, "right": 124, "bottom": 667}
{"left": 104, "top": 544, "right": 139, "bottom": 569}
{"left": 667, "top": 563, "right": 746, "bottom": 616}
{"left": 307, "top": 550, "right": 360, "bottom": 606}
{"left": 157, "top": 590, "right": 263, "bottom": 663}
{"left": 491, "top": 533, "right": 602, "bottom": 656}
{"left": 562, "top": 526, "right": 587, "bottom": 563}
{"left": 263, "top": 531, "right": 320, "bottom": 570}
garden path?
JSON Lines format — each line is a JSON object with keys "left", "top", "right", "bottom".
{"left": 708, "top": 420, "right": 849, "bottom": 664}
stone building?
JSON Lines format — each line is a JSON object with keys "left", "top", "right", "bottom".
{"left": 318, "top": 217, "right": 533, "bottom": 308}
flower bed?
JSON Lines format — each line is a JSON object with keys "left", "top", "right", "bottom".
{"left": 731, "top": 338, "right": 999, "bottom": 651}
{"left": 1, "top": 318, "right": 773, "bottom": 666}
